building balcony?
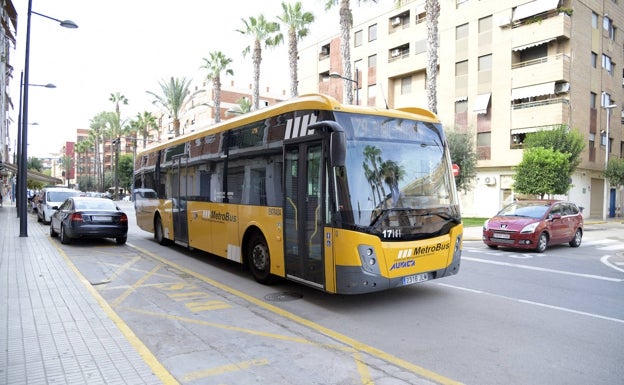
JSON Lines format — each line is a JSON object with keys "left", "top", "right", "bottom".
{"left": 512, "top": 53, "right": 570, "bottom": 88}
{"left": 511, "top": 12, "right": 571, "bottom": 46}
{"left": 511, "top": 98, "right": 570, "bottom": 129}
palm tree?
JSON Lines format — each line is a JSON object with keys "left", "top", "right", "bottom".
{"left": 200, "top": 51, "right": 234, "bottom": 124}
{"left": 109, "top": 92, "right": 128, "bottom": 116}
{"left": 136, "top": 111, "right": 157, "bottom": 149}
{"left": 89, "top": 112, "right": 109, "bottom": 192}
{"left": 324, "top": 0, "right": 355, "bottom": 104}
{"left": 74, "top": 139, "right": 92, "bottom": 190}
{"left": 146, "top": 77, "right": 192, "bottom": 137}
{"left": 425, "top": 0, "right": 440, "bottom": 113}
{"left": 236, "top": 14, "right": 282, "bottom": 111}
{"left": 278, "top": 1, "right": 315, "bottom": 98}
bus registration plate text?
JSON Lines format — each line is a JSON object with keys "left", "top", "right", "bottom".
{"left": 402, "top": 273, "right": 429, "bottom": 285}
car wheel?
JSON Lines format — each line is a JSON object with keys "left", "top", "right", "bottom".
{"left": 116, "top": 235, "right": 127, "bottom": 245}
{"left": 247, "top": 232, "right": 275, "bottom": 284}
{"left": 569, "top": 228, "right": 582, "bottom": 248}
{"left": 535, "top": 232, "right": 548, "bottom": 253}
{"left": 50, "top": 223, "right": 58, "bottom": 238}
{"left": 60, "top": 224, "right": 71, "bottom": 244}
{"left": 43, "top": 213, "right": 50, "bottom": 225}
{"left": 154, "top": 216, "right": 169, "bottom": 245}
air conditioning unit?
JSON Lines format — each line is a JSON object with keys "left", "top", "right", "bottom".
{"left": 484, "top": 176, "right": 497, "bottom": 186}
{"left": 392, "top": 17, "right": 401, "bottom": 26}
{"left": 391, "top": 49, "right": 401, "bottom": 57}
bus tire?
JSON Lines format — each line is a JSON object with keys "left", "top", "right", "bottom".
{"left": 248, "top": 232, "right": 274, "bottom": 284}
{"left": 154, "top": 215, "right": 169, "bottom": 245}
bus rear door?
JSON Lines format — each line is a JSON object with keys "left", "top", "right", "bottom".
{"left": 172, "top": 154, "right": 189, "bottom": 246}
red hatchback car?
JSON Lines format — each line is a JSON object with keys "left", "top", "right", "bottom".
{"left": 482, "top": 200, "right": 583, "bottom": 253}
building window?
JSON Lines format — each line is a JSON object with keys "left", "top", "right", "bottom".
{"left": 477, "top": 132, "right": 491, "bottom": 160}
{"left": 414, "top": 39, "right": 426, "bottom": 55}
{"left": 319, "top": 44, "right": 330, "bottom": 60}
{"left": 478, "top": 54, "right": 492, "bottom": 71}
{"left": 602, "top": 92, "right": 613, "bottom": 107}
{"left": 478, "top": 15, "right": 492, "bottom": 33}
{"left": 519, "top": 44, "right": 547, "bottom": 64}
{"left": 368, "top": 54, "right": 377, "bottom": 68}
{"left": 354, "top": 30, "right": 363, "bottom": 47}
{"left": 592, "top": 12, "right": 599, "bottom": 29}
{"left": 590, "top": 92, "right": 597, "bottom": 109}
{"left": 368, "top": 24, "right": 377, "bottom": 42}
{"left": 400, "top": 76, "right": 412, "bottom": 95}
{"left": 455, "top": 60, "right": 468, "bottom": 76}
{"left": 415, "top": 4, "right": 426, "bottom": 24}
{"left": 602, "top": 54, "right": 614, "bottom": 75}
{"left": 604, "top": 17, "right": 615, "bottom": 40}
{"left": 456, "top": 23, "right": 469, "bottom": 40}
{"left": 455, "top": 99, "right": 468, "bottom": 131}
{"left": 591, "top": 52, "right": 598, "bottom": 68}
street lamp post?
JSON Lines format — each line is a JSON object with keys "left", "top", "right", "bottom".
{"left": 602, "top": 103, "right": 616, "bottom": 221}
{"left": 16, "top": 77, "right": 55, "bottom": 218}
{"left": 18, "top": 0, "right": 77, "bottom": 237}
{"left": 329, "top": 68, "right": 359, "bottom": 105}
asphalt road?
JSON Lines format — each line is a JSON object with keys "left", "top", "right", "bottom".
{"left": 48, "top": 201, "right": 624, "bottom": 385}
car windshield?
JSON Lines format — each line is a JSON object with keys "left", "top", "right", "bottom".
{"left": 498, "top": 202, "right": 550, "bottom": 219}
{"left": 75, "top": 199, "right": 117, "bottom": 211}
{"left": 48, "top": 191, "right": 80, "bottom": 202}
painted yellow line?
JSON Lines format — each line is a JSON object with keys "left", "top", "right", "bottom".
{"left": 128, "top": 243, "right": 464, "bottom": 385}
{"left": 51, "top": 240, "right": 179, "bottom": 385}
{"left": 111, "top": 264, "right": 162, "bottom": 308}
{"left": 182, "top": 358, "right": 270, "bottom": 382}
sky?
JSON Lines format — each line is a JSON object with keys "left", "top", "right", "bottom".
{"left": 9, "top": 0, "right": 394, "bottom": 159}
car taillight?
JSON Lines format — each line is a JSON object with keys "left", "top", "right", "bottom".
{"left": 120, "top": 213, "right": 128, "bottom": 223}
{"left": 70, "top": 213, "right": 83, "bottom": 222}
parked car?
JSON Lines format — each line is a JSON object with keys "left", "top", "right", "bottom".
{"left": 482, "top": 200, "right": 583, "bottom": 253}
{"left": 37, "top": 187, "right": 82, "bottom": 224}
{"left": 49, "top": 197, "right": 128, "bottom": 245}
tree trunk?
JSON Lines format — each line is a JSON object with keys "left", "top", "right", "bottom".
{"left": 425, "top": 0, "right": 440, "bottom": 114}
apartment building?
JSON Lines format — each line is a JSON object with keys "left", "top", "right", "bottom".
{"left": 298, "top": 0, "right": 624, "bottom": 218}
{"left": 0, "top": 0, "right": 16, "bottom": 167}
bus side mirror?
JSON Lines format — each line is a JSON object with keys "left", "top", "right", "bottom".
{"left": 330, "top": 131, "right": 346, "bottom": 167}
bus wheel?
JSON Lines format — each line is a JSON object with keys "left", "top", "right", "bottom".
{"left": 154, "top": 216, "right": 168, "bottom": 245}
{"left": 248, "top": 232, "right": 274, "bottom": 284}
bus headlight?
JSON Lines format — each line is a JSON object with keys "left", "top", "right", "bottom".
{"left": 358, "top": 245, "right": 380, "bottom": 274}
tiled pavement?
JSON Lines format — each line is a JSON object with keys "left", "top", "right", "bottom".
{"left": 0, "top": 202, "right": 171, "bottom": 385}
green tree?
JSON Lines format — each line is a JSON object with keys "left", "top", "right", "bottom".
{"left": 605, "top": 158, "right": 624, "bottom": 216}
{"left": 147, "top": 76, "right": 193, "bottom": 137}
{"left": 27, "top": 157, "right": 43, "bottom": 172}
{"left": 278, "top": 1, "right": 315, "bottom": 97}
{"left": 513, "top": 147, "right": 570, "bottom": 198}
{"left": 118, "top": 154, "right": 134, "bottom": 193}
{"left": 447, "top": 129, "right": 477, "bottom": 193}
{"left": 523, "top": 125, "right": 584, "bottom": 172}
{"left": 237, "top": 14, "right": 282, "bottom": 111}
{"left": 60, "top": 154, "right": 73, "bottom": 187}
{"left": 200, "top": 51, "right": 234, "bottom": 124}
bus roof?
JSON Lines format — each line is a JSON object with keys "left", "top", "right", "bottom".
{"left": 139, "top": 93, "right": 440, "bottom": 155}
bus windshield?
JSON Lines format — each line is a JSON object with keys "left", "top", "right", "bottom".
{"left": 333, "top": 112, "right": 460, "bottom": 237}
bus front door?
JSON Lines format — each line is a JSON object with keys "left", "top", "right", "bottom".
{"left": 172, "top": 155, "right": 189, "bottom": 246}
{"left": 284, "top": 143, "right": 325, "bottom": 288}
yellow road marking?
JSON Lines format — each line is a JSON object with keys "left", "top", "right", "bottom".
{"left": 185, "top": 300, "right": 232, "bottom": 312}
{"left": 129, "top": 243, "right": 464, "bottom": 385}
{"left": 182, "top": 358, "right": 270, "bottom": 382}
{"left": 111, "top": 264, "right": 162, "bottom": 308}
{"left": 51, "top": 241, "right": 179, "bottom": 385}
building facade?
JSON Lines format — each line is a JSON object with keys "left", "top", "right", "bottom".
{"left": 298, "top": 0, "right": 624, "bottom": 218}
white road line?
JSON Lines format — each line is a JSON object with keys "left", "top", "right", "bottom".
{"left": 437, "top": 283, "right": 624, "bottom": 324}
{"left": 601, "top": 255, "right": 624, "bottom": 273}
{"left": 462, "top": 256, "right": 623, "bottom": 282}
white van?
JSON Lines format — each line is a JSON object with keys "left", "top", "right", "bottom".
{"left": 37, "top": 187, "right": 82, "bottom": 224}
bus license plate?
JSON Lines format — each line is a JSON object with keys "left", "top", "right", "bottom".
{"left": 493, "top": 233, "right": 510, "bottom": 239}
{"left": 402, "top": 273, "right": 429, "bottom": 285}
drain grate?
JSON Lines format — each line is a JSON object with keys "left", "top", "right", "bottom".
{"left": 264, "top": 292, "right": 303, "bottom": 301}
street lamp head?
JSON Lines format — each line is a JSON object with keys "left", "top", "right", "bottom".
{"left": 328, "top": 72, "right": 343, "bottom": 79}
{"left": 59, "top": 19, "right": 78, "bottom": 29}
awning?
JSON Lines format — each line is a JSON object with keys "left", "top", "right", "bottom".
{"left": 513, "top": 0, "right": 560, "bottom": 21}
{"left": 474, "top": 93, "right": 491, "bottom": 114}
{"left": 455, "top": 96, "right": 468, "bottom": 102}
{"left": 512, "top": 38, "right": 555, "bottom": 51}
{"left": 511, "top": 126, "right": 557, "bottom": 135}
{"left": 0, "top": 163, "right": 63, "bottom": 184}
{"left": 511, "top": 82, "right": 555, "bottom": 100}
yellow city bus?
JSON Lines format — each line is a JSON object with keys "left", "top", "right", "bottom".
{"left": 133, "top": 94, "right": 462, "bottom": 294}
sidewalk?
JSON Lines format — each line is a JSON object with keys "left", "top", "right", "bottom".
{"left": 0, "top": 202, "right": 168, "bottom": 385}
